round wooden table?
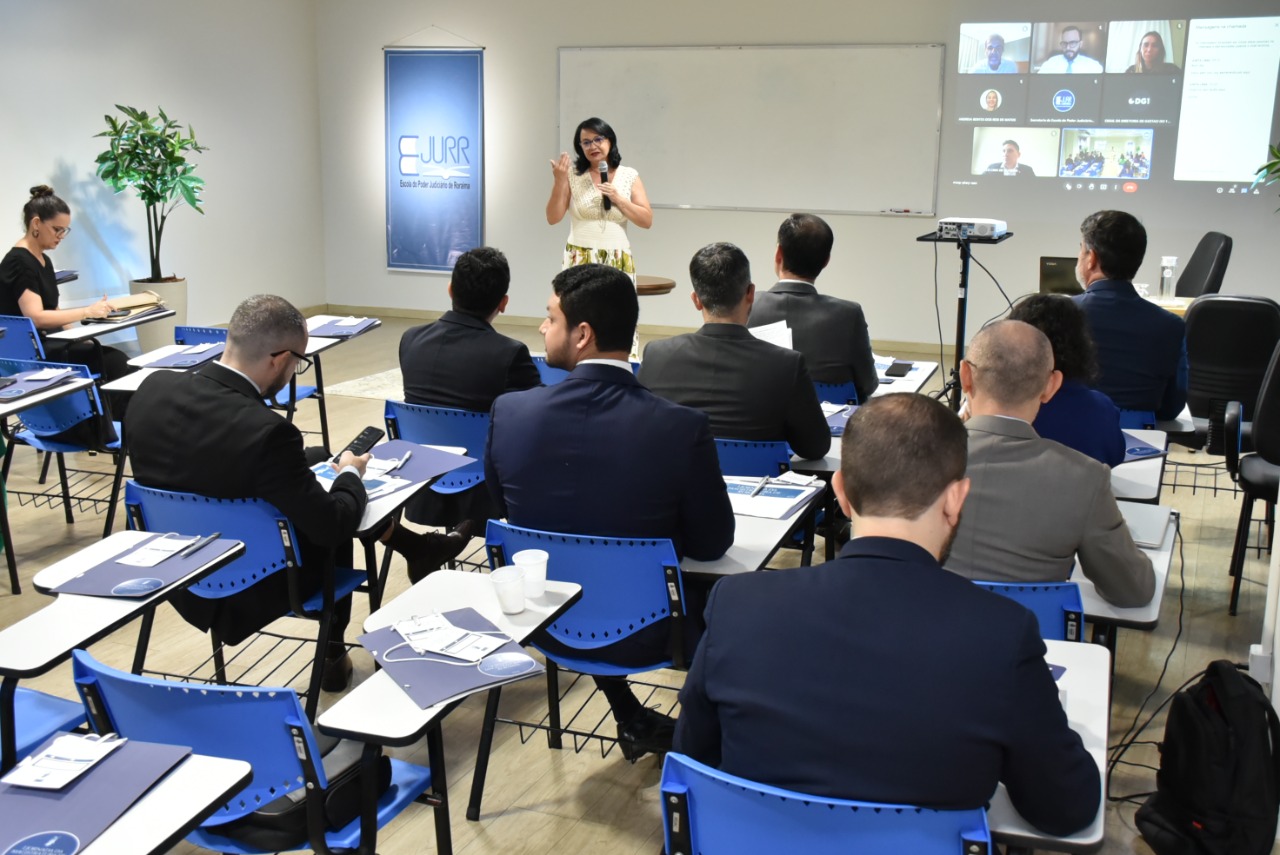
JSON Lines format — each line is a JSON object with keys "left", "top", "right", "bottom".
{"left": 636, "top": 275, "right": 675, "bottom": 296}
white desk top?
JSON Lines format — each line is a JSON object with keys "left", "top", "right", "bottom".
{"left": 1077, "top": 503, "right": 1175, "bottom": 628}
{"left": 306, "top": 314, "right": 382, "bottom": 356}
{"left": 0, "top": 376, "right": 94, "bottom": 419}
{"left": 3, "top": 532, "right": 243, "bottom": 678}
{"left": 82, "top": 754, "right": 251, "bottom": 855}
{"left": 1111, "top": 429, "right": 1167, "bottom": 503}
{"left": 987, "top": 639, "right": 1109, "bottom": 851}
{"left": 871, "top": 359, "right": 939, "bottom": 397}
{"left": 318, "top": 570, "right": 581, "bottom": 744}
{"left": 681, "top": 489, "right": 823, "bottom": 577}
{"left": 354, "top": 443, "right": 469, "bottom": 533}
{"left": 127, "top": 343, "right": 188, "bottom": 368}
{"left": 45, "top": 308, "right": 176, "bottom": 341}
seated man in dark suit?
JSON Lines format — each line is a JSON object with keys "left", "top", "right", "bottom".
{"left": 486, "top": 264, "right": 734, "bottom": 759}
{"left": 1072, "top": 210, "right": 1187, "bottom": 421}
{"left": 397, "top": 246, "right": 540, "bottom": 562}
{"left": 748, "top": 213, "right": 878, "bottom": 403}
{"left": 127, "top": 295, "right": 371, "bottom": 691}
{"left": 639, "top": 242, "right": 830, "bottom": 461}
{"left": 945, "top": 320, "right": 1154, "bottom": 607}
{"left": 675, "top": 393, "right": 1101, "bottom": 836}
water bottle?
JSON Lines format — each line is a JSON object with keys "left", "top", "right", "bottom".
{"left": 1160, "top": 256, "right": 1178, "bottom": 298}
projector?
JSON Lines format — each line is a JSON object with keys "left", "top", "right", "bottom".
{"left": 936, "top": 217, "right": 1007, "bottom": 240}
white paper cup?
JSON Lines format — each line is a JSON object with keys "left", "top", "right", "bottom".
{"left": 491, "top": 566, "right": 525, "bottom": 614}
{"left": 1161, "top": 255, "right": 1178, "bottom": 269}
{"left": 513, "top": 549, "right": 548, "bottom": 598}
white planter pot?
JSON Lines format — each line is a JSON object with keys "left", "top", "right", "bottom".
{"left": 130, "top": 278, "right": 187, "bottom": 352}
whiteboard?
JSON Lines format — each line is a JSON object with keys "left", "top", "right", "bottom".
{"left": 559, "top": 44, "right": 944, "bottom": 216}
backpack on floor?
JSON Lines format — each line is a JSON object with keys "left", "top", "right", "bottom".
{"left": 1135, "top": 660, "right": 1280, "bottom": 855}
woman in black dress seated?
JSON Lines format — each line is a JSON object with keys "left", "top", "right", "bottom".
{"left": 0, "top": 185, "right": 134, "bottom": 433}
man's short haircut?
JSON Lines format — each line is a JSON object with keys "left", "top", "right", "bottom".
{"left": 227, "top": 294, "right": 307, "bottom": 362}
{"left": 551, "top": 264, "right": 638, "bottom": 353}
{"left": 450, "top": 246, "right": 511, "bottom": 317}
{"left": 1010, "top": 293, "right": 1098, "bottom": 383}
{"left": 777, "top": 214, "right": 834, "bottom": 280}
{"left": 966, "top": 320, "right": 1055, "bottom": 408}
{"left": 1080, "top": 209, "right": 1147, "bottom": 281}
{"left": 689, "top": 242, "right": 752, "bottom": 316}
{"left": 987, "top": 33, "right": 1005, "bottom": 47}
{"left": 840, "top": 393, "right": 967, "bottom": 520}
{"left": 1062, "top": 25, "right": 1081, "bottom": 39}
{"left": 1002, "top": 139, "right": 1021, "bottom": 152}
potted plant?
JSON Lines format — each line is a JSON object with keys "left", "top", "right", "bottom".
{"left": 1255, "top": 143, "right": 1280, "bottom": 209}
{"left": 94, "top": 105, "right": 207, "bottom": 350}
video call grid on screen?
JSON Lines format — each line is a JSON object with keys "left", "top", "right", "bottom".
{"left": 953, "top": 15, "right": 1280, "bottom": 195}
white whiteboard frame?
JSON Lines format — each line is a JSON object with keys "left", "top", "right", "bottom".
{"left": 557, "top": 44, "right": 945, "bottom": 217}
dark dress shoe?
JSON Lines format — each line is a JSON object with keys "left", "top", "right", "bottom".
{"left": 386, "top": 526, "right": 469, "bottom": 583}
{"left": 321, "top": 651, "right": 354, "bottom": 693}
{"left": 616, "top": 707, "right": 676, "bottom": 762}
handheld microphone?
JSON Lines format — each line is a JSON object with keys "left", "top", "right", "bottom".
{"left": 599, "top": 161, "right": 612, "bottom": 210}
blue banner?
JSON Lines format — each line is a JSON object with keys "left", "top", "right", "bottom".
{"left": 385, "top": 49, "right": 484, "bottom": 272}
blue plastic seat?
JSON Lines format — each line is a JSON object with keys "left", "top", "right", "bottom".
{"left": 384, "top": 400, "right": 488, "bottom": 495}
{"left": 465, "top": 520, "right": 686, "bottom": 819}
{"left": 5, "top": 688, "right": 86, "bottom": 762}
{"left": 124, "top": 482, "right": 371, "bottom": 717}
{"left": 813, "top": 380, "right": 858, "bottom": 405}
{"left": 660, "top": 752, "right": 991, "bottom": 855}
{"left": 713, "top": 438, "right": 792, "bottom": 477}
{"left": 72, "top": 649, "right": 433, "bottom": 854}
{"left": 0, "top": 358, "right": 126, "bottom": 593}
{"left": 174, "top": 326, "right": 322, "bottom": 439}
{"left": 973, "top": 580, "right": 1085, "bottom": 642}
{"left": 531, "top": 354, "right": 571, "bottom": 385}
{"left": 0, "top": 315, "right": 46, "bottom": 360}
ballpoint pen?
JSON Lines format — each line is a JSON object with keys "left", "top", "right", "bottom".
{"left": 391, "top": 450, "right": 413, "bottom": 472}
{"left": 177, "top": 532, "right": 220, "bottom": 559}
{"left": 749, "top": 476, "right": 770, "bottom": 497}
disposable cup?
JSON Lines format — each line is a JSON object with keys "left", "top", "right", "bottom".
{"left": 513, "top": 549, "right": 549, "bottom": 598}
{"left": 491, "top": 566, "right": 525, "bottom": 614}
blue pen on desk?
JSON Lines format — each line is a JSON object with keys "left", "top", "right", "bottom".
{"left": 749, "top": 476, "right": 770, "bottom": 497}
{"left": 177, "top": 532, "right": 220, "bottom": 559}
{"left": 391, "top": 449, "right": 413, "bottom": 472}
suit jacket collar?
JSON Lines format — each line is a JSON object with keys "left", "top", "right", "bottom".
{"left": 769, "top": 280, "right": 818, "bottom": 296}
{"left": 440, "top": 310, "right": 494, "bottom": 332}
{"left": 1085, "top": 278, "right": 1138, "bottom": 299}
{"left": 837, "top": 535, "right": 939, "bottom": 567}
{"left": 696, "top": 322, "right": 753, "bottom": 340}
{"left": 200, "top": 361, "right": 266, "bottom": 404}
{"left": 966, "top": 414, "right": 1038, "bottom": 441}
{"left": 568, "top": 362, "right": 640, "bottom": 387}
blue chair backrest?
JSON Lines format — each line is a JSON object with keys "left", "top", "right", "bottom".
{"left": 485, "top": 520, "right": 684, "bottom": 658}
{"left": 532, "top": 355, "right": 570, "bottom": 385}
{"left": 72, "top": 649, "right": 328, "bottom": 829}
{"left": 814, "top": 381, "right": 858, "bottom": 405}
{"left": 974, "top": 581, "right": 1084, "bottom": 642}
{"left": 1119, "top": 409, "right": 1156, "bottom": 430}
{"left": 0, "top": 358, "right": 100, "bottom": 437}
{"left": 0, "top": 315, "right": 45, "bottom": 360}
{"left": 384, "top": 400, "right": 488, "bottom": 491}
{"left": 174, "top": 325, "right": 228, "bottom": 346}
{"left": 661, "top": 752, "right": 991, "bottom": 855}
{"left": 124, "top": 481, "right": 300, "bottom": 600}
{"left": 714, "top": 438, "right": 792, "bottom": 477}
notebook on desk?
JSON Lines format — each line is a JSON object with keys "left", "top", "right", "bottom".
{"left": 1123, "top": 503, "right": 1172, "bottom": 548}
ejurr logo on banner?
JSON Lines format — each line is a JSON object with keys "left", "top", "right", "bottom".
{"left": 398, "top": 135, "right": 472, "bottom": 180}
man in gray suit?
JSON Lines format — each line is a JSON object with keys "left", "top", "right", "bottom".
{"left": 639, "top": 242, "right": 830, "bottom": 460}
{"left": 945, "top": 320, "right": 1154, "bottom": 607}
{"left": 748, "top": 214, "right": 879, "bottom": 403}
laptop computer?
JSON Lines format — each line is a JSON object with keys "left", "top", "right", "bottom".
{"left": 1039, "top": 256, "right": 1083, "bottom": 296}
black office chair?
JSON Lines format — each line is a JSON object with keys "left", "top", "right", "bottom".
{"left": 1224, "top": 342, "right": 1280, "bottom": 615}
{"left": 1175, "top": 232, "right": 1233, "bottom": 298}
{"left": 1184, "top": 295, "right": 1280, "bottom": 455}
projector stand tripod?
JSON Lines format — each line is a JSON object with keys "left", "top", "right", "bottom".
{"left": 916, "top": 230, "right": 1014, "bottom": 412}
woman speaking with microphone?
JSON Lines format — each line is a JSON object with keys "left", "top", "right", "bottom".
{"left": 546, "top": 118, "right": 652, "bottom": 276}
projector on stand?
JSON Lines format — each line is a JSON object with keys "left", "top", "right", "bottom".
{"left": 936, "top": 217, "right": 1008, "bottom": 240}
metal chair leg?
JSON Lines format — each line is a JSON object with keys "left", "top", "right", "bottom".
{"left": 466, "top": 686, "right": 503, "bottom": 821}
{"left": 1229, "top": 494, "right": 1254, "bottom": 616}
{"left": 54, "top": 453, "right": 74, "bottom": 524}
{"left": 546, "top": 660, "right": 563, "bottom": 750}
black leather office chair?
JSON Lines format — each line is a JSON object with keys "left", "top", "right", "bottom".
{"left": 1225, "top": 342, "right": 1280, "bottom": 615}
{"left": 1175, "top": 232, "right": 1233, "bottom": 298}
{"left": 1184, "top": 295, "right": 1280, "bottom": 455}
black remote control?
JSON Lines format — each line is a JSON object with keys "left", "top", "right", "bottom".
{"left": 335, "top": 426, "right": 384, "bottom": 462}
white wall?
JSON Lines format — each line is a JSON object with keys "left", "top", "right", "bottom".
{"left": 0, "top": 0, "right": 326, "bottom": 326}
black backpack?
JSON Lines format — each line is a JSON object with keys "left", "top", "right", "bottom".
{"left": 1135, "top": 660, "right": 1280, "bottom": 855}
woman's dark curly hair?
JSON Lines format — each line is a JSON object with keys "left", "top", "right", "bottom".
{"left": 1009, "top": 293, "right": 1098, "bottom": 383}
